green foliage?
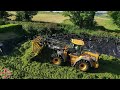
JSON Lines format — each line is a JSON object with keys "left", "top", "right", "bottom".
{"left": 0, "top": 40, "right": 120, "bottom": 79}
{"left": 108, "top": 11, "right": 120, "bottom": 27}
{"left": 0, "top": 24, "right": 25, "bottom": 35}
{"left": 63, "top": 11, "right": 96, "bottom": 29}
{"left": 20, "top": 41, "right": 34, "bottom": 65}
{"left": 7, "top": 21, "right": 63, "bottom": 35}
{"left": 0, "top": 11, "right": 12, "bottom": 20}
{"left": 60, "top": 24, "right": 120, "bottom": 39}
{"left": 0, "top": 19, "right": 5, "bottom": 25}
{"left": 16, "top": 11, "right": 38, "bottom": 21}
{"left": 7, "top": 21, "right": 120, "bottom": 39}
{"left": 99, "top": 54, "right": 117, "bottom": 61}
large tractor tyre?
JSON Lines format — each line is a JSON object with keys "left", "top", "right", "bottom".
{"left": 51, "top": 57, "right": 63, "bottom": 65}
{"left": 75, "top": 59, "right": 91, "bottom": 72}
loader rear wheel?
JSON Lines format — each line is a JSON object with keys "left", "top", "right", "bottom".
{"left": 75, "top": 60, "right": 90, "bottom": 72}
{"left": 52, "top": 57, "right": 62, "bottom": 65}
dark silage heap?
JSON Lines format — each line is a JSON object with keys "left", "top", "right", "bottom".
{"left": 50, "top": 33, "right": 120, "bottom": 58}
{"left": 84, "top": 36, "right": 120, "bottom": 58}
{"left": 0, "top": 36, "right": 27, "bottom": 55}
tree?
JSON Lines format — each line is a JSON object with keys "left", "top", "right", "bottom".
{"left": 108, "top": 11, "right": 120, "bottom": 27}
{"left": 16, "top": 11, "right": 38, "bottom": 21}
{"left": 63, "top": 11, "right": 96, "bottom": 29}
{"left": 0, "top": 11, "right": 11, "bottom": 20}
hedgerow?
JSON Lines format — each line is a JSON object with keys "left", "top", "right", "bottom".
{"left": 0, "top": 24, "right": 26, "bottom": 35}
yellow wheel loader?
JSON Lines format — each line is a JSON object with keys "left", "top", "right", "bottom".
{"left": 32, "top": 34, "right": 99, "bottom": 72}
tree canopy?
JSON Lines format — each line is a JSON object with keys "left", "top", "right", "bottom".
{"left": 108, "top": 11, "right": 120, "bottom": 27}
{"left": 16, "top": 11, "right": 38, "bottom": 21}
{"left": 0, "top": 11, "right": 11, "bottom": 20}
{"left": 63, "top": 11, "right": 96, "bottom": 29}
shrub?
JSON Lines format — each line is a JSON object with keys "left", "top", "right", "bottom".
{"left": 0, "top": 24, "right": 22, "bottom": 33}
{"left": 63, "top": 11, "right": 96, "bottom": 29}
{"left": 0, "top": 24, "right": 28, "bottom": 36}
{"left": 7, "top": 21, "right": 63, "bottom": 35}
{"left": 16, "top": 11, "right": 38, "bottom": 21}
{"left": 0, "top": 11, "right": 12, "bottom": 20}
{"left": 108, "top": 11, "right": 120, "bottom": 27}
{"left": 7, "top": 21, "right": 120, "bottom": 39}
{"left": 60, "top": 24, "right": 120, "bottom": 39}
{"left": 0, "top": 19, "right": 5, "bottom": 25}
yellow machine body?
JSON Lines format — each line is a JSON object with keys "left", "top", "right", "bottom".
{"left": 71, "top": 39, "right": 85, "bottom": 46}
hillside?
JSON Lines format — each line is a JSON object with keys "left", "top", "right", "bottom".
{"left": 0, "top": 40, "right": 120, "bottom": 79}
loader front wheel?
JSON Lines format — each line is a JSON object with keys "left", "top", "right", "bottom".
{"left": 52, "top": 57, "right": 62, "bottom": 65}
{"left": 75, "top": 60, "right": 90, "bottom": 72}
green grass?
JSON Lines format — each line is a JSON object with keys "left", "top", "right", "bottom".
{"left": 0, "top": 40, "right": 120, "bottom": 79}
{"left": 62, "top": 19, "right": 74, "bottom": 25}
{"left": 95, "top": 16, "right": 120, "bottom": 30}
{"left": 61, "top": 24, "right": 120, "bottom": 39}
{"left": 32, "top": 13, "right": 69, "bottom": 23}
{"left": 0, "top": 24, "right": 18, "bottom": 28}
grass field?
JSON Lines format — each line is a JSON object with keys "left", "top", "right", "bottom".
{"left": 7, "top": 11, "right": 120, "bottom": 31}
{"left": 7, "top": 11, "right": 69, "bottom": 23}
{"left": 32, "top": 13, "right": 69, "bottom": 23}
{"left": 95, "top": 16, "right": 120, "bottom": 31}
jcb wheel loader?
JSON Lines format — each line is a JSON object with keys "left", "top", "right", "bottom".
{"left": 32, "top": 34, "right": 100, "bottom": 72}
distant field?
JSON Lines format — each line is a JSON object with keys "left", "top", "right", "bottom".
{"left": 7, "top": 11, "right": 16, "bottom": 20}
{"left": 8, "top": 11, "right": 69, "bottom": 23}
{"left": 95, "top": 16, "right": 120, "bottom": 30}
{"left": 32, "top": 13, "right": 69, "bottom": 23}
{"left": 7, "top": 11, "right": 120, "bottom": 31}
{"left": 7, "top": 11, "right": 16, "bottom": 15}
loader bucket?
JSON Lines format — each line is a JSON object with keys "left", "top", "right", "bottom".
{"left": 32, "top": 36, "right": 44, "bottom": 56}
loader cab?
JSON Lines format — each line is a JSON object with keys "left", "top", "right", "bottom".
{"left": 68, "top": 39, "right": 85, "bottom": 55}
{"left": 71, "top": 39, "right": 85, "bottom": 46}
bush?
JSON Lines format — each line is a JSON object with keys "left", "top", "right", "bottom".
{"left": 7, "top": 21, "right": 120, "bottom": 39}
{"left": 59, "top": 24, "right": 120, "bottom": 39}
{"left": 0, "top": 19, "right": 5, "bottom": 25}
{"left": 0, "top": 24, "right": 25, "bottom": 35}
{"left": 108, "top": 11, "right": 120, "bottom": 27}
{"left": 63, "top": 11, "right": 96, "bottom": 29}
{"left": 16, "top": 11, "right": 38, "bottom": 21}
{"left": 7, "top": 21, "right": 63, "bottom": 35}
